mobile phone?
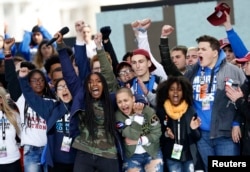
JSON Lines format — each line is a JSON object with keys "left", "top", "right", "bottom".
{"left": 193, "top": 113, "right": 198, "bottom": 120}
{"left": 232, "top": 83, "right": 239, "bottom": 90}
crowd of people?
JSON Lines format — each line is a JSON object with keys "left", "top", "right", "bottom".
{"left": 0, "top": 2, "right": 250, "bottom": 172}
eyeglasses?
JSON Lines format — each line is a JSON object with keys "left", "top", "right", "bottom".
{"left": 57, "top": 84, "right": 68, "bottom": 91}
{"left": 30, "top": 78, "right": 44, "bottom": 83}
{"left": 119, "top": 69, "right": 133, "bottom": 76}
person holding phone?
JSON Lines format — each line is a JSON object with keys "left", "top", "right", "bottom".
{"left": 225, "top": 53, "right": 250, "bottom": 155}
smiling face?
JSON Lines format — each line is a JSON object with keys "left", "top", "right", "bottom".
{"left": 88, "top": 73, "right": 103, "bottom": 99}
{"left": 198, "top": 42, "right": 218, "bottom": 69}
{"left": 56, "top": 80, "right": 72, "bottom": 103}
{"left": 168, "top": 82, "right": 183, "bottom": 106}
{"left": 118, "top": 66, "right": 134, "bottom": 83}
{"left": 116, "top": 91, "right": 135, "bottom": 116}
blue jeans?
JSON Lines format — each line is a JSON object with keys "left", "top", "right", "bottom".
{"left": 123, "top": 150, "right": 163, "bottom": 172}
{"left": 166, "top": 159, "right": 194, "bottom": 172}
{"left": 197, "top": 131, "right": 240, "bottom": 172}
{"left": 23, "top": 145, "right": 47, "bottom": 172}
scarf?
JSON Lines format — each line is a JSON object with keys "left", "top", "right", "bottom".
{"left": 163, "top": 99, "right": 188, "bottom": 120}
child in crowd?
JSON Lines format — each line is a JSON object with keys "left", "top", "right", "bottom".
{"left": 156, "top": 76, "right": 204, "bottom": 172}
{"left": 115, "top": 87, "right": 163, "bottom": 172}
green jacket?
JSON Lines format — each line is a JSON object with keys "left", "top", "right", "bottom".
{"left": 116, "top": 105, "right": 161, "bottom": 158}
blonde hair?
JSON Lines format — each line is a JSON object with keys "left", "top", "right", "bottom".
{"left": 0, "top": 87, "right": 20, "bottom": 135}
{"left": 187, "top": 46, "right": 198, "bottom": 51}
{"left": 33, "top": 42, "right": 58, "bottom": 69}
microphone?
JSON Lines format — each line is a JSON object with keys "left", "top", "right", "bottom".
{"left": 46, "top": 26, "right": 69, "bottom": 46}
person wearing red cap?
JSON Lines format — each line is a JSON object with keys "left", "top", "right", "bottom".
{"left": 225, "top": 52, "right": 250, "bottom": 156}
{"left": 159, "top": 24, "right": 246, "bottom": 172}
{"left": 219, "top": 38, "right": 236, "bottom": 62}
{"left": 130, "top": 48, "right": 163, "bottom": 108}
{"left": 131, "top": 18, "right": 168, "bottom": 81}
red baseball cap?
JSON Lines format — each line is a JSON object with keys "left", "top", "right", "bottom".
{"left": 236, "top": 52, "right": 250, "bottom": 64}
{"left": 132, "top": 48, "right": 156, "bottom": 72}
{"left": 219, "top": 38, "right": 230, "bottom": 49}
{"left": 207, "top": 3, "right": 230, "bottom": 26}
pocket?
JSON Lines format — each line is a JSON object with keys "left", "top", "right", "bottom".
{"left": 23, "top": 145, "right": 30, "bottom": 155}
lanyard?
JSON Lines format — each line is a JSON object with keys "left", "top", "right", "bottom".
{"left": 62, "top": 102, "right": 70, "bottom": 137}
{"left": 199, "top": 67, "right": 215, "bottom": 94}
{"left": 1, "top": 114, "right": 6, "bottom": 141}
{"left": 177, "top": 119, "right": 180, "bottom": 144}
{"left": 62, "top": 116, "right": 69, "bottom": 137}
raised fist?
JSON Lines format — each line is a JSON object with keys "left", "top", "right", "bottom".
{"left": 100, "top": 26, "right": 111, "bottom": 40}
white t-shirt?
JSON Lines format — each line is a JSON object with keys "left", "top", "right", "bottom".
{"left": 16, "top": 94, "right": 47, "bottom": 147}
{"left": 0, "top": 111, "right": 21, "bottom": 164}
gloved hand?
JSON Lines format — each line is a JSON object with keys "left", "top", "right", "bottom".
{"left": 100, "top": 26, "right": 111, "bottom": 40}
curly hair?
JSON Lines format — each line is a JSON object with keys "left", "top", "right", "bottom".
{"left": 156, "top": 76, "right": 193, "bottom": 108}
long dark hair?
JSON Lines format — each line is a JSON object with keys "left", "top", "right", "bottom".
{"left": 82, "top": 72, "right": 116, "bottom": 141}
{"left": 156, "top": 76, "right": 193, "bottom": 108}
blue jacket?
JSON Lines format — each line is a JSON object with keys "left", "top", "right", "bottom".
{"left": 226, "top": 28, "right": 249, "bottom": 58}
{"left": 18, "top": 26, "right": 53, "bottom": 61}
{"left": 19, "top": 76, "right": 76, "bottom": 167}
{"left": 58, "top": 47, "right": 89, "bottom": 138}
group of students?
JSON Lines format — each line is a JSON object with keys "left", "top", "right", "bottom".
{"left": 1, "top": 5, "right": 250, "bottom": 172}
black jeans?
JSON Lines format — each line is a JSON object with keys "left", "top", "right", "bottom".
{"left": 0, "top": 159, "right": 22, "bottom": 172}
{"left": 73, "top": 150, "right": 119, "bottom": 172}
{"left": 48, "top": 162, "right": 74, "bottom": 172}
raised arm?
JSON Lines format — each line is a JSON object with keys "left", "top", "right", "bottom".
{"left": 100, "top": 26, "right": 119, "bottom": 77}
{"left": 94, "top": 33, "right": 119, "bottom": 92}
{"left": 4, "top": 38, "right": 22, "bottom": 101}
{"left": 18, "top": 67, "right": 54, "bottom": 120}
{"left": 132, "top": 18, "right": 168, "bottom": 80}
{"left": 159, "top": 25, "right": 182, "bottom": 77}
{"left": 222, "top": 11, "right": 248, "bottom": 58}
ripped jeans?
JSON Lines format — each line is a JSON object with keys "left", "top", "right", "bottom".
{"left": 123, "top": 150, "right": 163, "bottom": 172}
{"left": 23, "top": 145, "right": 47, "bottom": 172}
{"left": 166, "top": 159, "right": 194, "bottom": 172}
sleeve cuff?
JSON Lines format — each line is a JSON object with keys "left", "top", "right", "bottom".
{"left": 133, "top": 115, "right": 144, "bottom": 125}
